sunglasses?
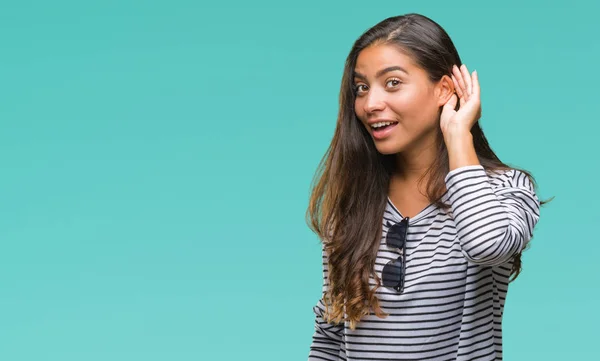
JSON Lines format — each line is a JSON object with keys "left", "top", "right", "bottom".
{"left": 382, "top": 216, "right": 409, "bottom": 293}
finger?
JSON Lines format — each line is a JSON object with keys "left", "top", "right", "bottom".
{"left": 472, "top": 70, "right": 480, "bottom": 98}
{"left": 443, "top": 93, "right": 458, "bottom": 112}
{"left": 451, "top": 75, "right": 463, "bottom": 99}
{"left": 451, "top": 76, "right": 466, "bottom": 108}
{"left": 452, "top": 65, "right": 467, "bottom": 99}
{"left": 460, "top": 64, "right": 472, "bottom": 95}
{"left": 452, "top": 65, "right": 463, "bottom": 90}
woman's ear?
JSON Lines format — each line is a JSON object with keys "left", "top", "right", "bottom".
{"left": 436, "top": 75, "right": 455, "bottom": 107}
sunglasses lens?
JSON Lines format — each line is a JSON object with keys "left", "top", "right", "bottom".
{"left": 382, "top": 258, "right": 404, "bottom": 289}
{"left": 386, "top": 221, "right": 407, "bottom": 249}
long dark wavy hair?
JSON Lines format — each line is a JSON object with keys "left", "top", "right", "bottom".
{"left": 305, "top": 13, "right": 552, "bottom": 330}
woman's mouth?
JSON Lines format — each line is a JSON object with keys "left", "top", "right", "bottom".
{"left": 371, "top": 122, "right": 398, "bottom": 140}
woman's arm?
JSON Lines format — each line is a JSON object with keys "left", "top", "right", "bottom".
{"left": 444, "top": 164, "right": 541, "bottom": 266}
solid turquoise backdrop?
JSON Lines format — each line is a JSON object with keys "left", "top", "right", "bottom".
{"left": 0, "top": 0, "right": 597, "bottom": 360}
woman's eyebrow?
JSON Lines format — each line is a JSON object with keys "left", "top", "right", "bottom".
{"left": 354, "top": 66, "right": 408, "bottom": 80}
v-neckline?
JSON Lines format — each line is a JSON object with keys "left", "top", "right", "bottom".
{"left": 387, "top": 190, "right": 449, "bottom": 224}
{"left": 387, "top": 196, "right": 433, "bottom": 223}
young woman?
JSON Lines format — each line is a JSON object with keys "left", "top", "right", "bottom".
{"left": 306, "top": 13, "right": 548, "bottom": 361}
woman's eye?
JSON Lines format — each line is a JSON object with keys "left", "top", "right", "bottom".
{"left": 387, "top": 79, "right": 401, "bottom": 87}
{"left": 354, "top": 84, "right": 367, "bottom": 94}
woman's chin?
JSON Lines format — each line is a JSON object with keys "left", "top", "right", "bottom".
{"left": 374, "top": 142, "right": 402, "bottom": 155}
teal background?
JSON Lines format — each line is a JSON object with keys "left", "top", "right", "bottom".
{"left": 0, "top": 0, "right": 596, "bottom": 360}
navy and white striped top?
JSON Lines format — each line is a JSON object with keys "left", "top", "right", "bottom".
{"left": 308, "top": 164, "right": 541, "bottom": 361}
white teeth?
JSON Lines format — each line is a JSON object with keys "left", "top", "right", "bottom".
{"left": 371, "top": 121, "right": 397, "bottom": 129}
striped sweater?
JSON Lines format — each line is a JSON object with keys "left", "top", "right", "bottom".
{"left": 308, "top": 165, "right": 541, "bottom": 361}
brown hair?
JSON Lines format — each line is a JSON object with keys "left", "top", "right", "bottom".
{"left": 305, "top": 13, "right": 552, "bottom": 330}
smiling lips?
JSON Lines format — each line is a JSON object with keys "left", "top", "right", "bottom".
{"left": 371, "top": 121, "right": 398, "bottom": 140}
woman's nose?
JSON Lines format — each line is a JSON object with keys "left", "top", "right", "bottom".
{"left": 363, "top": 89, "right": 386, "bottom": 113}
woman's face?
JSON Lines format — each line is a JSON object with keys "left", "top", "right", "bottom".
{"left": 353, "top": 44, "right": 446, "bottom": 155}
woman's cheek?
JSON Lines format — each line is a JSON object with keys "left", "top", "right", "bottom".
{"left": 392, "top": 91, "right": 423, "bottom": 114}
{"left": 353, "top": 101, "right": 363, "bottom": 117}
{"left": 388, "top": 94, "right": 411, "bottom": 113}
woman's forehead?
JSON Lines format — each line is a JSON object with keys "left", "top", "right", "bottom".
{"left": 354, "top": 44, "right": 418, "bottom": 77}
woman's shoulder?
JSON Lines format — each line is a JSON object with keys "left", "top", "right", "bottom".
{"left": 484, "top": 166, "right": 533, "bottom": 189}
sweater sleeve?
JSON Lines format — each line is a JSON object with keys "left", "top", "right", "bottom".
{"left": 308, "top": 244, "right": 344, "bottom": 360}
{"left": 444, "top": 164, "right": 541, "bottom": 266}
